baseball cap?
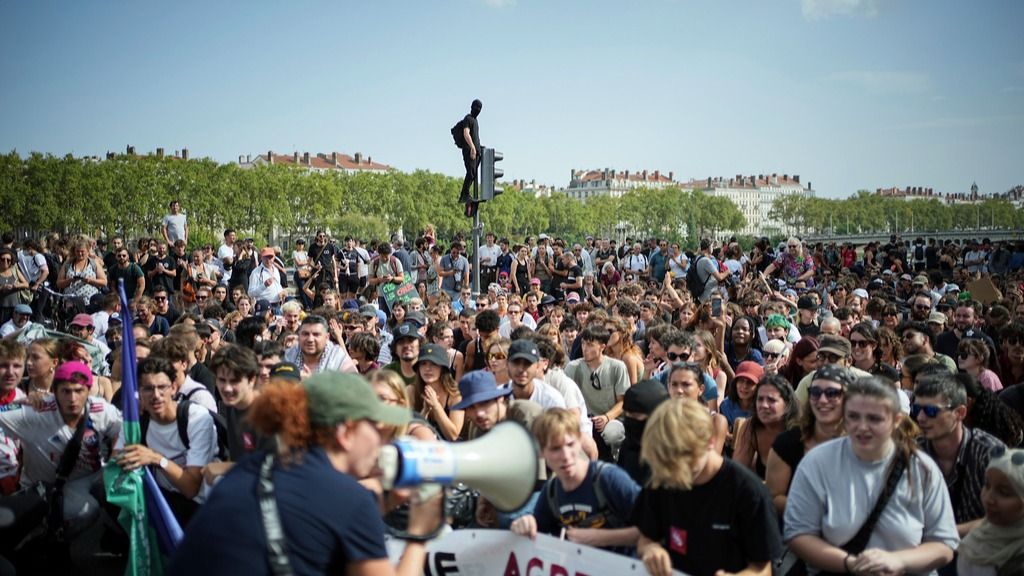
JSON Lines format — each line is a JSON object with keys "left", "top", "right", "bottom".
{"left": 270, "top": 362, "right": 301, "bottom": 382}
{"left": 946, "top": 284, "right": 960, "bottom": 292}
{"left": 818, "top": 335, "right": 851, "bottom": 358}
{"left": 566, "top": 292, "right": 581, "bottom": 304}
{"left": 405, "top": 309, "right": 427, "bottom": 327}
{"left": 623, "top": 379, "right": 670, "bottom": 415}
{"left": 912, "top": 275, "right": 929, "bottom": 286}
{"left": 928, "top": 312, "right": 947, "bottom": 325}
{"left": 54, "top": 361, "right": 93, "bottom": 388}
{"left": 813, "top": 364, "right": 856, "bottom": 388}
{"left": 452, "top": 370, "right": 512, "bottom": 410}
{"left": 882, "top": 269, "right": 893, "bottom": 276}
{"left": 797, "top": 296, "right": 816, "bottom": 311}
{"left": 254, "top": 299, "right": 272, "bottom": 314}
{"left": 357, "top": 304, "right": 378, "bottom": 320}
{"left": 342, "top": 299, "right": 361, "bottom": 311}
{"left": 508, "top": 339, "right": 539, "bottom": 364}
{"left": 70, "top": 313, "right": 94, "bottom": 328}
{"left": 304, "top": 372, "right": 410, "bottom": 426}
{"left": 734, "top": 361, "right": 764, "bottom": 384}
{"left": 393, "top": 321, "right": 423, "bottom": 341}
{"left": 530, "top": 277, "right": 541, "bottom": 286}
{"left": 899, "top": 273, "right": 912, "bottom": 281}
{"left": 13, "top": 304, "right": 32, "bottom": 316}
{"left": 851, "top": 288, "right": 869, "bottom": 300}
{"left": 414, "top": 343, "right": 450, "bottom": 370}
{"left": 538, "top": 234, "right": 549, "bottom": 241}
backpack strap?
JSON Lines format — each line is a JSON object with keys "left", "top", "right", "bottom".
{"left": 176, "top": 400, "right": 192, "bottom": 451}
{"left": 49, "top": 407, "right": 89, "bottom": 541}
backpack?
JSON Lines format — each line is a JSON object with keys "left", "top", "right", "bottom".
{"left": 686, "top": 255, "right": 709, "bottom": 298}
{"left": 141, "top": 399, "right": 230, "bottom": 462}
{"left": 544, "top": 461, "right": 624, "bottom": 529}
{"left": 914, "top": 244, "right": 925, "bottom": 263}
{"left": 451, "top": 118, "right": 466, "bottom": 149}
{"left": 372, "top": 255, "right": 399, "bottom": 278}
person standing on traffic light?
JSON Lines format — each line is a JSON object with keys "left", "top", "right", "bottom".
{"left": 459, "top": 99, "right": 483, "bottom": 203}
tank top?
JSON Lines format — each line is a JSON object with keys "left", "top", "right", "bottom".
{"left": 514, "top": 258, "right": 530, "bottom": 292}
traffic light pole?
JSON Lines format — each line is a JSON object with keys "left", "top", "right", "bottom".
{"left": 471, "top": 150, "right": 482, "bottom": 296}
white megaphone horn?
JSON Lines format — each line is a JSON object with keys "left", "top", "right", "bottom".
{"left": 378, "top": 421, "right": 539, "bottom": 512}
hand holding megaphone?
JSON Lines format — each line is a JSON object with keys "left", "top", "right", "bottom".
{"left": 378, "top": 421, "right": 538, "bottom": 512}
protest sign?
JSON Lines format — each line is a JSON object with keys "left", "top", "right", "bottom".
{"left": 381, "top": 272, "right": 417, "bottom": 308}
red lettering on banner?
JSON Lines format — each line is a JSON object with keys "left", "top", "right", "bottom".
{"left": 550, "top": 565, "right": 569, "bottom": 576}
{"left": 526, "top": 557, "right": 544, "bottom": 576}
{"left": 504, "top": 552, "right": 522, "bottom": 576}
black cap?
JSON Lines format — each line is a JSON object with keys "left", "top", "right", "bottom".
{"left": 508, "top": 339, "right": 539, "bottom": 364}
{"left": 270, "top": 362, "right": 301, "bottom": 382}
{"left": 393, "top": 321, "right": 424, "bottom": 341}
{"left": 797, "top": 296, "right": 817, "bottom": 311}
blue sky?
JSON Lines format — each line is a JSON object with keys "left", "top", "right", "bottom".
{"left": 1, "top": 0, "right": 1021, "bottom": 199}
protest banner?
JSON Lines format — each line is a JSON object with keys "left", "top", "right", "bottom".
{"left": 387, "top": 529, "right": 687, "bottom": 576}
{"left": 381, "top": 272, "right": 417, "bottom": 308}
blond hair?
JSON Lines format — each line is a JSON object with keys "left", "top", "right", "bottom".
{"left": 368, "top": 369, "right": 412, "bottom": 437}
{"left": 531, "top": 408, "right": 581, "bottom": 449}
{"left": 641, "top": 398, "right": 712, "bottom": 490}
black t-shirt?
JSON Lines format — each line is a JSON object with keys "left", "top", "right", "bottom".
{"left": 222, "top": 405, "right": 276, "bottom": 461}
{"left": 229, "top": 254, "right": 255, "bottom": 291}
{"left": 167, "top": 448, "right": 388, "bottom": 576}
{"left": 108, "top": 263, "right": 145, "bottom": 299}
{"left": 771, "top": 428, "right": 805, "bottom": 473}
{"left": 796, "top": 321, "right": 820, "bottom": 339}
{"left": 143, "top": 254, "right": 177, "bottom": 295}
{"left": 630, "top": 459, "right": 783, "bottom": 576}
{"left": 463, "top": 114, "right": 479, "bottom": 150}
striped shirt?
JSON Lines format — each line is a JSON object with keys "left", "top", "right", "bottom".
{"left": 918, "top": 426, "right": 1004, "bottom": 524}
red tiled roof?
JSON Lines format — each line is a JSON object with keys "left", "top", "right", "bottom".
{"left": 253, "top": 151, "right": 392, "bottom": 171}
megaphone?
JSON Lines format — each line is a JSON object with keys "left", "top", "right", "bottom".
{"left": 378, "top": 421, "right": 539, "bottom": 512}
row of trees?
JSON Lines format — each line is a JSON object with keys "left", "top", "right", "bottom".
{"left": 769, "top": 190, "right": 1024, "bottom": 236}
{"left": 0, "top": 151, "right": 746, "bottom": 247}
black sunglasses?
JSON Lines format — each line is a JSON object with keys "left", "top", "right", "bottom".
{"left": 809, "top": 386, "right": 843, "bottom": 400}
{"left": 910, "top": 403, "right": 952, "bottom": 419}
{"left": 590, "top": 371, "right": 601, "bottom": 390}
{"left": 666, "top": 351, "right": 690, "bottom": 362}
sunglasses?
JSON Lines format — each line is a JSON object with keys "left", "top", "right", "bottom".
{"left": 590, "top": 371, "right": 602, "bottom": 390}
{"left": 154, "top": 296, "right": 168, "bottom": 302}
{"left": 809, "top": 386, "right": 843, "bottom": 400}
{"left": 1006, "top": 337, "right": 1023, "bottom": 346}
{"left": 488, "top": 352, "right": 507, "bottom": 361}
{"left": 910, "top": 403, "right": 953, "bottom": 419}
{"left": 764, "top": 352, "right": 780, "bottom": 359}
{"left": 849, "top": 339, "right": 874, "bottom": 348}
{"left": 914, "top": 304, "right": 931, "bottom": 310}
{"left": 817, "top": 352, "right": 842, "bottom": 363}
{"left": 666, "top": 351, "right": 690, "bottom": 361}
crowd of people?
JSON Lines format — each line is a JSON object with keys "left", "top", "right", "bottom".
{"left": 0, "top": 212, "right": 1022, "bottom": 576}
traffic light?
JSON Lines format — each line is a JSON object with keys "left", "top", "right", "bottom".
{"left": 480, "top": 147, "right": 503, "bottom": 201}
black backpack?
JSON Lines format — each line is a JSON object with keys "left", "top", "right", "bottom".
{"left": 914, "top": 244, "right": 925, "bottom": 262}
{"left": 686, "top": 255, "right": 709, "bottom": 298}
{"left": 141, "top": 399, "right": 230, "bottom": 462}
{"left": 450, "top": 118, "right": 466, "bottom": 148}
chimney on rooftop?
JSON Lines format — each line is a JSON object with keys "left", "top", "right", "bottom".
{"left": 293, "top": 152, "right": 299, "bottom": 163}
{"left": 303, "top": 152, "right": 310, "bottom": 165}
{"left": 668, "top": 171, "right": 673, "bottom": 181}
{"left": 239, "top": 155, "right": 245, "bottom": 164}
{"left": 793, "top": 175, "right": 800, "bottom": 183}
{"left": 367, "top": 156, "right": 372, "bottom": 164}
{"left": 354, "top": 152, "right": 363, "bottom": 164}
{"left": 267, "top": 150, "right": 273, "bottom": 164}
{"left": 331, "top": 152, "right": 338, "bottom": 166}
{"left": 127, "top": 145, "right": 136, "bottom": 156}
{"left": 181, "top": 148, "right": 189, "bottom": 160}
{"left": 624, "top": 170, "right": 630, "bottom": 179}
{"left": 642, "top": 170, "right": 648, "bottom": 180}
{"left": 783, "top": 174, "right": 788, "bottom": 181}
{"left": 653, "top": 170, "right": 660, "bottom": 180}
{"left": 106, "top": 152, "right": 115, "bottom": 160}
{"left": 156, "top": 148, "right": 164, "bottom": 158}
{"left": 246, "top": 154, "right": 251, "bottom": 163}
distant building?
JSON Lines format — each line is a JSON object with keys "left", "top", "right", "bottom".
{"left": 876, "top": 182, "right": 1023, "bottom": 208}
{"left": 508, "top": 179, "right": 559, "bottom": 198}
{"left": 238, "top": 151, "right": 392, "bottom": 173}
{"left": 564, "top": 168, "right": 677, "bottom": 200}
{"left": 679, "top": 173, "right": 814, "bottom": 237}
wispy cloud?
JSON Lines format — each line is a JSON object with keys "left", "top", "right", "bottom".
{"left": 826, "top": 70, "right": 930, "bottom": 95}
{"left": 802, "top": 0, "right": 881, "bottom": 21}
{"left": 882, "top": 114, "right": 1024, "bottom": 131}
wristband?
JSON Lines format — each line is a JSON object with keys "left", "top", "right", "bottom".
{"left": 843, "top": 553, "right": 853, "bottom": 574}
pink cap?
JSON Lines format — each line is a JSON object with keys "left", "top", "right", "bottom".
{"left": 53, "top": 361, "right": 94, "bottom": 388}
{"left": 69, "top": 314, "right": 94, "bottom": 328}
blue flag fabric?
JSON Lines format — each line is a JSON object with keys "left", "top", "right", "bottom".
{"left": 103, "top": 279, "right": 184, "bottom": 575}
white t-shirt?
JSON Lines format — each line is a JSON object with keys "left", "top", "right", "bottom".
{"left": 118, "top": 403, "right": 217, "bottom": 500}
{"left": 162, "top": 213, "right": 188, "bottom": 243}
{"left": 91, "top": 310, "right": 112, "bottom": 345}
{"left": 497, "top": 313, "right": 538, "bottom": 339}
{"left": 478, "top": 244, "right": 501, "bottom": 268}
{"left": 356, "top": 247, "right": 371, "bottom": 279}
{"left": 177, "top": 377, "right": 218, "bottom": 413}
{"left": 17, "top": 251, "right": 47, "bottom": 284}
{"left": 544, "top": 369, "right": 593, "bottom": 436}
{"left": 217, "top": 243, "right": 235, "bottom": 284}
{"left": 0, "top": 395, "right": 122, "bottom": 488}
{"left": 520, "top": 378, "right": 567, "bottom": 411}
{"left": 0, "top": 319, "right": 27, "bottom": 338}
